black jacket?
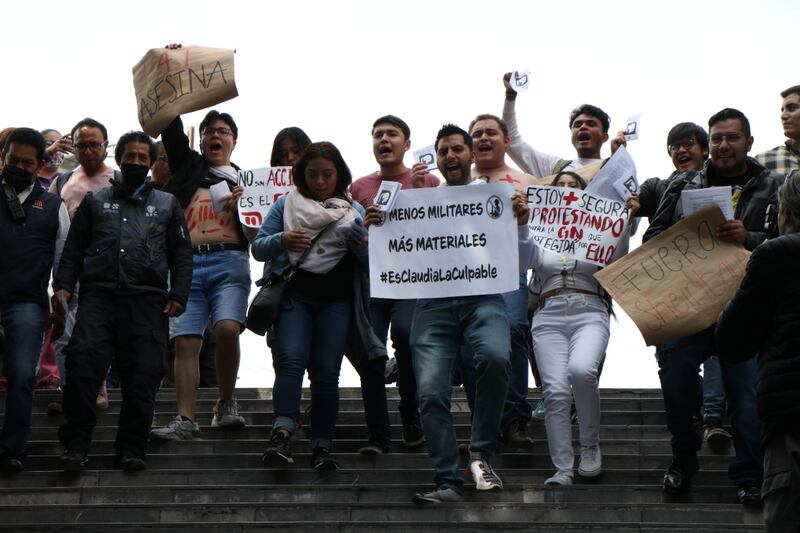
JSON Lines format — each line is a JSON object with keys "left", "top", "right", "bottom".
{"left": 54, "top": 182, "right": 192, "bottom": 306}
{"left": 715, "top": 234, "right": 800, "bottom": 445}
{"left": 643, "top": 158, "right": 783, "bottom": 250}
{"left": 0, "top": 185, "right": 61, "bottom": 307}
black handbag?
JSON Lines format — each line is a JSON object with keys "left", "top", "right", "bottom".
{"left": 245, "top": 230, "right": 324, "bottom": 336}
{"left": 244, "top": 268, "right": 297, "bottom": 336}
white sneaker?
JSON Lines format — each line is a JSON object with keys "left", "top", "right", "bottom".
{"left": 149, "top": 415, "right": 201, "bottom": 441}
{"left": 578, "top": 445, "right": 602, "bottom": 477}
{"left": 212, "top": 399, "right": 246, "bottom": 429}
{"left": 544, "top": 471, "right": 573, "bottom": 486}
{"left": 467, "top": 459, "right": 503, "bottom": 491}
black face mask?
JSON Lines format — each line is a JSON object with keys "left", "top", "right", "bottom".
{"left": 1, "top": 165, "right": 34, "bottom": 190}
{"left": 120, "top": 163, "right": 150, "bottom": 189}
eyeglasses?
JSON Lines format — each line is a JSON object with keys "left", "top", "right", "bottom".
{"left": 74, "top": 141, "right": 106, "bottom": 152}
{"left": 709, "top": 133, "right": 745, "bottom": 145}
{"left": 202, "top": 127, "right": 233, "bottom": 137}
{"left": 668, "top": 139, "right": 696, "bottom": 153}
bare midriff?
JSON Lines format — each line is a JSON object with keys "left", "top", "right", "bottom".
{"left": 183, "top": 188, "right": 241, "bottom": 246}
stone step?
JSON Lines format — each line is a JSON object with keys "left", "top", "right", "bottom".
{"left": 0, "top": 523, "right": 766, "bottom": 532}
{"left": 0, "top": 468, "right": 741, "bottom": 488}
{"left": 22, "top": 438, "right": 732, "bottom": 457}
{"left": 27, "top": 396, "right": 671, "bottom": 414}
{"left": 15, "top": 410, "right": 671, "bottom": 428}
{"left": 14, "top": 452, "right": 738, "bottom": 472}
{"left": 23, "top": 424, "right": 694, "bottom": 441}
{"left": 0, "top": 502, "right": 763, "bottom": 526}
{"left": 19, "top": 387, "right": 669, "bottom": 401}
{"left": 0, "top": 483, "right": 758, "bottom": 506}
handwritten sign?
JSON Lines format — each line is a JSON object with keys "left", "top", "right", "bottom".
{"left": 369, "top": 184, "right": 519, "bottom": 299}
{"left": 525, "top": 186, "right": 630, "bottom": 267}
{"left": 594, "top": 206, "right": 750, "bottom": 346}
{"left": 236, "top": 166, "right": 294, "bottom": 228}
{"left": 133, "top": 46, "right": 238, "bottom": 137}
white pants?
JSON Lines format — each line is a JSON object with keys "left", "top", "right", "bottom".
{"left": 532, "top": 293, "right": 609, "bottom": 474}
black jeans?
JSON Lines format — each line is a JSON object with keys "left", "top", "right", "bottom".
{"left": 59, "top": 289, "right": 167, "bottom": 460}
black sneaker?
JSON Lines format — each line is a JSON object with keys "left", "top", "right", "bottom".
{"left": 59, "top": 449, "right": 88, "bottom": 473}
{"left": 736, "top": 482, "right": 762, "bottom": 507}
{"left": 311, "top": 447, "right": 340, "bottom": 471}
{"left": 703, "top": 419, "right": 732, "bottom": 446}
{"left": 663, "top": 454, "right": 699, "bottom": 494}
{"left": 262, "top": 430, "right": 293, "bottom": 465}
{"left": 0, "top": 457, "right": 24, "bottom": 474}
{"left": 358, "top": 439, "right": 389, "bottom": 456}
{"left": 402, "top": 412, "right": 425, "bottom": 447}
{"left": 116, "top": 456, "right": 146, "bottom": 471}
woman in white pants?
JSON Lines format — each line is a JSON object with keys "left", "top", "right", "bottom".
{"left": 529, "top": 171, "right": 638, "bottom": 485}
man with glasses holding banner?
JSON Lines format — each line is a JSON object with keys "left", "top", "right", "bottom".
{"left": 149, "top": 108, "right": 251, "bottom": 442}
{"left": 644, "top": 108, "right": 783, "bottom": 506}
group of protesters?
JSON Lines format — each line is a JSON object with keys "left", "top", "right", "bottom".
{"left": 1, "top": 56, "right": 799, "bottom": 530}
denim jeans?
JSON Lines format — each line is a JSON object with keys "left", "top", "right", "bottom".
{"left": 658, "top": 326, "right": 762, "bottom": 484}
{"left": 458, "top": 281, "right": 532, "bottom": 428}
{"left": 411, "top": 295, "right": 510, "bottom": 489}
{"left": 271, "top": 290, "right": 350, "bottom": 450}
{"left": 170, "top": 250, "right": 251, "bottom": 338}
{"left": 500, "top": 282, "right": 533, "bottom": 427}
{"left": 370, "top": 298, "right": 418, "bottom": 421}
{"left": 0, "top": 302, "right": 45, "bottom": 460}
{"left": 702, "top": 355, "right": 726, "bottom": 422}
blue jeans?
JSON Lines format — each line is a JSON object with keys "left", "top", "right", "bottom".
{"left": 411, "top": 295, "right": 510, "bottom": 489}
{"left": 658, "top": 326, "right": 762, "bottom": 484}
{"left": 370, "top": 298, "right": 418, "bottom": 421}
{"left": 0, "top": 302, "right": 45, "bottom": 460}
{"left": 271, "top": 290, "right": 350, "bottom": 450}
{"left": 459, "top": 282, "right": 532, "bottom": 429}
{"left": 500, "top": 282, "right": 532, "bottom": 427}
{"left": 702, "top": 356, "right": 726, "bottom": 422}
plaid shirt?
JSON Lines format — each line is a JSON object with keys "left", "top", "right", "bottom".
{"left": 755, "top": 141, "right": 800, "bottom": 176}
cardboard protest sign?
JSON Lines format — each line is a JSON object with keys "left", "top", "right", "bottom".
{"left": 369, "top": 184, "right": 519, "bottom": 299}
{"left": 236, "top": 166, "right": 294, "bottom": 228}
{"left": 594, "top": 206, "right": 750, "bottom": 346}
{"left": 525, "top": 186, "right": 630, "bottom": 267}
{"left": 133, "top": 46, "right": 237, "bottom": 137}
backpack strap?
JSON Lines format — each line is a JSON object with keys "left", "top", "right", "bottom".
{"left": 55, "top": 171, "right": 74, "bottom": 197}
{"left": 551, "top": 159, "right": 573, "bottom": 174}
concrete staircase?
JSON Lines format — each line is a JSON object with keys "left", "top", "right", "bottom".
{"left": 0, "top": 388, "right": 765, "bottom": 531}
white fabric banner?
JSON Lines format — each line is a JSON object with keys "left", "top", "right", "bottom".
{"left": 236, "top": 166, "right": 294, "bottom": 228}
{"left": 369, "top": 184, "right": 519, "bottom": 299}
{"left": 525, "top": 185, "right": 630, "bottom": 267}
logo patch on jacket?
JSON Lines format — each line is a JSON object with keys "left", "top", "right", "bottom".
{"left": 32, "top": 199, "right": 44, "bottom": 209}
{"left": 145, "top": 205, "right": 158, "bottom": 217}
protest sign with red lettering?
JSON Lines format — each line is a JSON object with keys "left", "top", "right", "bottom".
{"left": 594, "top": 206, "right": 750, "bottom": 346}
{"left": 525, "top": 185, "right": 630, "bottom": 267}
{"left": 236, "top": 167, "right": 294, "bottom": 228}
{"left": 133, "top": 46, "right": 237, "bottom": 137}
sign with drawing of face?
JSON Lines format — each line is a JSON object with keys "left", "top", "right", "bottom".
{"left": 624, "top": 113, "right": 642, "bottom": 141}
{"left": 413, "top": 144, "right": 438, "bottom": 172}
{"left": 509, "top": 69, "right": 530, "bottom": 92}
